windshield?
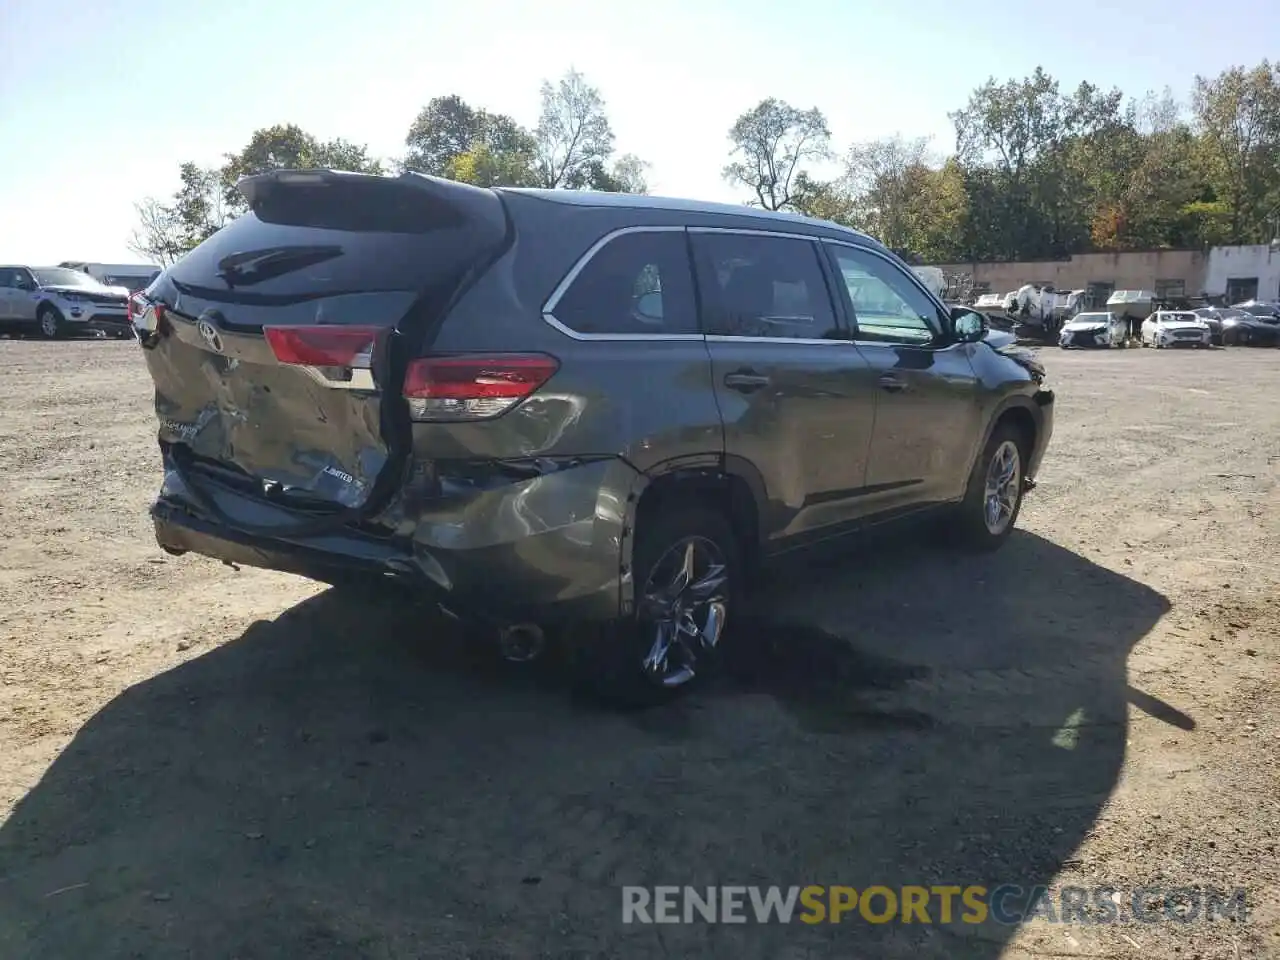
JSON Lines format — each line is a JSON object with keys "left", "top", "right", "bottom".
{"left": 33, "top": 267, "right": 98, "bottom": 288}
{"left": 1236, "top": 303, "right": 1279, "bottom": 316}
{"left": 1160, "top": 313, "right": 1199, "bottom": 323}
{"left": 1071, "top": 313, "right": 1110, "bottom": 324}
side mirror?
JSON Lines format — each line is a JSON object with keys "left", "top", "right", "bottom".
{"left": 952, "top": 307, "right": 987, "bottom": 343}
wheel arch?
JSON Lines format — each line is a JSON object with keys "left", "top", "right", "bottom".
{"left": 966, "top": 395, "right": 1041, "bottom": 482}
{"left": 620, "top": 453, "right": 766, "bottom": 615}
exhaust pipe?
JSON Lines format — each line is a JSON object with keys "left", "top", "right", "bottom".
{"left": 498, "top": 623, "right": 546, "bottom": 663}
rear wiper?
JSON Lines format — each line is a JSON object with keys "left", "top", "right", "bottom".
{"left": 216, "top": 245, "right": 341, "bottom": 289}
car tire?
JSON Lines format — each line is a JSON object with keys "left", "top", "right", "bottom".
{"left": 573, "top": 505, "right": 741, "bottom": 707}
{"left": 949, "top": 422, "right": 1027, "bottom": 552}
{"left": 37, "top": 305, "right": 64, "bottom": 340}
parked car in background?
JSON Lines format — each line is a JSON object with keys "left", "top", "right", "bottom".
{"left": 0, "top": 265, "right": 131, "bottom": 338}
{"left": 132, "top": 169, "right": 1055, "bottom": 703}
{"left": 1218, "top": 306, "right": 1280, "bottom": 346}
{"left": 59, "top": 261, "right": 161, "bottom": 293}
{"left": 1058, "top": 310, "right": 1129, "bottom": 349}
{"left": 1140, "top": 310, "right": 1212, "bottom": 349}
{"left": 1190, "top": 307, "right": 1229, "bottom": 346}
{"left": 1231, "top": 299, "right": 1280, "bottom": 320}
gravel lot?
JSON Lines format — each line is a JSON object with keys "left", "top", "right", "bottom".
{"left": 0, "top": 339, "right": 1277, "bottom": 959}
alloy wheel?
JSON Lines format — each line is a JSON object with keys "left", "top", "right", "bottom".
{"left": 40, "top": 312, "right": 58, "bottom": 337}
{"left": 983, "top": 440, "right": 1022, "bottom": 536}
{"left": 637, "top": 536, "right": 728, "bottom": 687}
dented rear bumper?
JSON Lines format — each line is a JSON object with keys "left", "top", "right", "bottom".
{"left": 151, "top": 455, "right": 642, "bottom": 628}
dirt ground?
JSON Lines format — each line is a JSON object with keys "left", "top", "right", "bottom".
{"left": 0, "top": 339, "right": 1277, "bottom": 959}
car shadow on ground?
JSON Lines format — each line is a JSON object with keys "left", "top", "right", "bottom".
{"left": 0, "top": 530, "right": 1173, "bottom": 959}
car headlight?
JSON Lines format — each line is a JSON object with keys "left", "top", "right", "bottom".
{"left": 59, "top": 292, "right": 85, "bottom": 303}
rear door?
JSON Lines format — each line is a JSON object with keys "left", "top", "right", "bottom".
{"left": 691, "top": 228, "right": 879, "bottom": 547}
{"left": 137, "top": 170, "right": 509, "bottom": 521}
{"left": 822, "top": 241, "right": 983, "bottom": 512}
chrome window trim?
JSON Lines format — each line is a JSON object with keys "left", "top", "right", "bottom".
{"left": 822, "top": 238, "right": 951, "bottom": 345}
{"left": 687, "top": 225, "right": 833, "bottom": 242}
{"left": 540, "top": 223, "right": 895, "bottom": 345}
{"left": 704, "top": 335, "right": 851, "bottom": 346}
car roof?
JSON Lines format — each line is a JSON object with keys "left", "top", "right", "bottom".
{"left": 497, "top": 187, "right": 874, "bottom": 243}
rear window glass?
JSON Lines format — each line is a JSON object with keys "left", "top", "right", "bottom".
{"left": 158, "top": 186, "right": 506, "bottom": 328}
{"left": 168, "top": 214, "right": 471, "bottom": 297}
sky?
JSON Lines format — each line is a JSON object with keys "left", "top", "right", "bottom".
{"left": 1, "top": 0, "right": 1277, "bottom": 265}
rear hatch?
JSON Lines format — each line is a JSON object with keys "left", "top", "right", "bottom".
{"left": 136, "top": 169, "right": 510, "bottom": 532}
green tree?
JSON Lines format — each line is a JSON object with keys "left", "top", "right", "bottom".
{"left": 534, "top": 69, "right": 617, "bottom": 189}
{"left": 723, "top": 98, "right": 831, "bottom": 211}
{"left": 606, "top": 154, "right": 651, "bottom": 194}
{"left": 130, "top": 127, "right": 382, "bottom": 262}
{"left": 127, "top": 197, "right": 184, "bottom": 266}
{"left": 218, "top": 124, "right": 382, "bottom": 214}
{"left": 843, "top": 135, "right": 933, "bottom": 250}
{"left": 1192, "top": 62, "right": 1280, "bottom": 242}
{"left": 445, "top": 142, "right": 538, "bottom": 187}
{"left": 951, "top": 68, "right": 1068, "bottom": 258}
{"left": 900, "top": 159, "right": 969, "bottom": 262}
{"left": 790, "top": 173, "right": 858, "bottom": 227}
{"left": 405, "top": 95, "right": 537, "bottom": 184}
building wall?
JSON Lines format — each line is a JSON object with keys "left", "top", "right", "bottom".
{"left": 930, "top": 250, "right": 1209, "bottom": 299}
{"left": 1204, "top": 245, "right": 1280, "bottom": 301}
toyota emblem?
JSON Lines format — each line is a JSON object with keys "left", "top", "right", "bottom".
{"left": 198, "top": 319, "right": 224, "bottom": 353}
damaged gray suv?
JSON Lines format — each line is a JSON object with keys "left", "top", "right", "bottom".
{"left": 134, "top": 169, "right": 1054, "bottom": 699}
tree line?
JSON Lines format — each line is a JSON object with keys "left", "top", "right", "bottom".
{"left": 130, "top": 68, "right": 649, "bottom": 264}
{"left": 132, "top": 61, "right": 1280, "bottom": 267}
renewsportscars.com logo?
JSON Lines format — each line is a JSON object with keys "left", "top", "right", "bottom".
{"left": 621, "top": 885, "right": 1250, "bottom": 926}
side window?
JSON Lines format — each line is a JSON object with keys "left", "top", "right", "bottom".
{"left": 827, "top": 245, "right": 946, "bottom": 345}
{"left": 691, "top": 233, "right": 839, "bottom": 339}
{"left": 550, "top": 230, "right": 698, "bottom": 336}
{"left": 0, "top": 269, "right": 17, "bottom": 289}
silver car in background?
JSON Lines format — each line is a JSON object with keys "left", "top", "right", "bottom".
{"left": 1140, "top": 310, "right": 1213, "bottom": 349}
{"left": 0, "top": 265, "right": 131, "bottom": 339}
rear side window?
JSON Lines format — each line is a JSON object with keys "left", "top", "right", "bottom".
{"left": 691, "top": 233, "right": 838, "bottom": 339}
{"left": 549, "top": 230, "right": 698, "bottom": 336}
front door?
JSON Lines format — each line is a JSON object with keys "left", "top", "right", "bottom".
{"left": 690, "top": 229, "right": 879, "bottom": 548}
{"left": 0, "top": 269, "right": 17, "bottom": 322}
{"left": 11, "top": 269, "right": 39, "bottom": 325}
{"left": 823, "top": 241, "right": 984, "bottom": 514}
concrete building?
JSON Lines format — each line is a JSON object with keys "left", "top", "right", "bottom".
{"left": 1203, "top": 245, "right": 1280, "bottom": 302}
{"left": 930, "top": 249, "right": 1209, "bottom": 307}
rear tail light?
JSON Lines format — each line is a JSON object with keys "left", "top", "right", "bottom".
{"left": 403, "top": 354, "right": 559, "bottom": 421}
{"left": 264, "top": 325, "right": 381, "bottom": 367}
{"left": 128, "top": 292, "right": 165, "bottom": 334}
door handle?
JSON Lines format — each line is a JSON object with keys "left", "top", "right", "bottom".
{"left": 724, "top": 370, "right": 771, "bottom": 393}
{"left": 877, "top": 374, "right": 909, "bottom": 393}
